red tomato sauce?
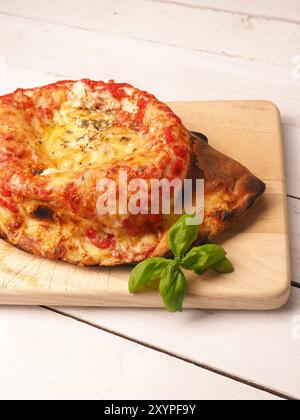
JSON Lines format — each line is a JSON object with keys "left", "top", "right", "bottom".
{"left": 0, "top": 197, "right": 18, "bottom": 214}
{"left": 86, "top": 227, "right": 116, "bottom": 249}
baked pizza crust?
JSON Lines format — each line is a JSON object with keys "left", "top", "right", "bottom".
{"left": 0, "top": 80, "right": 191, "bottom": 265}
{"left": 0, "top": 80, "right": 265, "bottom": 266}
{"left": 152, "top": 133, "right": 266, "bottom": 258}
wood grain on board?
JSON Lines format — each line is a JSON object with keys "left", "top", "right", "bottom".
{"left": 0, "top": 100, "right": 291, "bottom": 309}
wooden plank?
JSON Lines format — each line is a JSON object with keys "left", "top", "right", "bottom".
{"left": 0, "top": 306, "right": 279, "bottom": 400}
{"left": 152, "top": 0, "right": 300, "bottom": 23}
{"left": 3, "top": 0, "right": 300, "bottom": 24}
{"left": 0, "top": 64, "right": 60, "bottom": 95}
{"left": 0, "top": 20, "right": 299, "bottom": 118}
{"left": 0, "top": 0, "right": 299, "bottom": 64}
{"left": 56, "top": 287, "right": 300, "bottom": 400}
{"left": 0, "top": 100, "right": 290, "bottom": 309}
{"left": 0, "top": 13, "right": 299, "bottom": 118}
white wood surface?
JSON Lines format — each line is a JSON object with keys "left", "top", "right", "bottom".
{"left": 58, "top": 287, "right": 300, "bottom": 399}
{"left": 0, "top": 0, "right": 299, "bottom": 400}
{"left": 1, "top": 0, "right": 299, "bottom": 64}
{"left": 1, "top": 306, "right": 279, "bottom": 400}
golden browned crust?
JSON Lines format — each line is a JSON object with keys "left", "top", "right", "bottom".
{"left": 152, "top": 134, "right": 266, "bottom": 257}
{"left": 191, "top": 133, "right": 266, "bottom": 240}
{"left": 0, "top": 131, "right": 266, "bottom": 266}
{"left": 0, "top": 80, "right": 191, "bottom": 266}
{"left": 0, "top": 80, "right": 265, "bottom": 266}
{"left": 1, "top": 134, "right": 266, "bottom": 265}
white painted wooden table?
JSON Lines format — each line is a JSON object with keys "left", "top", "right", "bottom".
{"left": 0, "top": 0, "right": 300, "bottom": 400}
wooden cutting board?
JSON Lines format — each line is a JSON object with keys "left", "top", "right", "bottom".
{"left": 0, "top": 101, "right": 291, "bottom": 309}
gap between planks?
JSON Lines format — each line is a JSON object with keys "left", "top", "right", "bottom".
{"left": 146, "top": 0, "right": 300, "bottom": 26}
{"left": 42, "top": 305, "right": 293, "bottom": 400}
{"left": 288, "top": 194, "right": 300, "bottom": 201}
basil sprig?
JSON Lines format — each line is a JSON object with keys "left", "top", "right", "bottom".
{"left": 168, "top": 214, "right": 200, "bottom": 258}
{"left": 129, "top": 215, "right": 234, "bottom": 312}
{"left": 129, "top": 258, "right": 169, "bottom": 293}
{"left": 159, "top": 262, "right": 186, "bottom": 313}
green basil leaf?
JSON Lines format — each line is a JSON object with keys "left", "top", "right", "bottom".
{"left": 181, "top": 248, "right": 209, "bottom": 270}
{"left": 195, "top": 244, "right": 226, "bottom": 268}
{"left": 181, "top": 244, "right": 225, "bottom": 273}
{"left": 212, "top": 257, "right": 235, "bottom": 274}
{"left": 168, "top": 214, "right": 200, "bottom": 258}
{"left": 129, "top": 258, "right": 170, "bottom": 293}
{"left": 159, "top": 263, "right": 187, "bottom": 312}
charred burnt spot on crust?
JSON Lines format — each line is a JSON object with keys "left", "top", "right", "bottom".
{"left": 245, "top": 195, "right": 257, "bottom": 211}
{"left": 212, "top": 209, "right": 237, "bottom": 222}
{"left": 211, "top": 210, "right": 221, "bottom": 220}
{"left": 244, "top": 177, "right": 266, "bottom": 211}
{"left": 194, "top": 234, "right": 210, "bottom": 247}
{"left": 32, "top": 205, "right": 55, "bottom": 221}
{"left": 32, "top": 168, "right": 44, "bottom": 176}
{"left": 245, "top": 177, "right": 266, "bottom": 196}
{"left": 53, "top": 244, "right": 66, "bottom": 259}
{"left": 0, "top": 231, "right": 7, "bottom": 240}
{"left": 222, "top": 210, "right": 238, "bottom": 221}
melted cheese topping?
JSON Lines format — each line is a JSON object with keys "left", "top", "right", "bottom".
{"left": 33, "top": 82, "right": 149, "bottom": 172}
{"left": 40, "top": 110, "right": 145, "bottom": 171}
